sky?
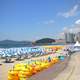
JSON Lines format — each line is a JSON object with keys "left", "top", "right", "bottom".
{"left": 0, "top": 0, "right": 80, "bottom": 41}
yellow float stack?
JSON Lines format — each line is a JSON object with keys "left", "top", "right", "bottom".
{"left": 8, "top": 46, "right": 64, "bottom": 80}
{"left": 8, "top": 57, "right": 60, "bottom": 80}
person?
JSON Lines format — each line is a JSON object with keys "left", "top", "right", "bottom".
{"left": 63, "top": 48, "right": 70, "bottom": 56}
{"left": 5, "top": 56, "right": 11, "bottom": 63}
{"left": 48, "top": 56, "right": 51, "bottom": 62}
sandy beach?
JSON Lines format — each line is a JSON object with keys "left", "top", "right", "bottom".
{"left": 0, "top": 59, "right": 21, "bottom": 80}
{"left": 29, "top": 52, "right": 80, "bottom": 80}
{"left": 29, "top": 56, "right": 69, "bottom": 80}
{"left": 53, "top": 52, "right": 80, "bottom": 80}
{"left": 0, "top": 54, "right": 69, "bottom": 80}
{"left": 0, "top": 52, "right": 80, "bottom": 80}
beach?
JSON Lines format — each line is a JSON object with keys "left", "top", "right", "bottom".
{"left": 29, "top": 52, "right": 80, "bottom": 80}
{"left": 0, "top": 53, "right": 69, "bottom": 80}
{"left": 0, "top": 52, "right": 80, "bottom": 80}
{"left": 53, "top": 52, "right": 80, "bottom": 80}
{"left": 29, "top": 56, "right": 69, "bottom": 80}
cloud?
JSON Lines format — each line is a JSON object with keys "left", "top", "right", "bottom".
{"left": 62, "top": 19, "right": 80, "bottom": 33}
{"left": 63, "top": 27, "right": 68, "bottom": 31}
{"left": 73, "top": 23, "right": 80, "bottom": 33}
{"left": 58, "top": 4, "right": 79, "bottom": 18}
{"left": 75, "top": 19, "right": 80, "bottom": 24}
{"left": 70, "top": 27, "right": 80, "bottom": 33}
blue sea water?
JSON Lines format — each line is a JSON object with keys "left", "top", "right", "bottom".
{"left": 0, "top": 42, "right": 65, "bottom": 48}
{"left": 0, "top": 44, "right": 32, "bottom": 48}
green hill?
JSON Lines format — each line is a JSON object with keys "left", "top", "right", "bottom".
{"left": 34, "top": 38, "right": 55, "bottom": 45}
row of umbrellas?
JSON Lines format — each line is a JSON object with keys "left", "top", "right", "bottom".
{"left": 0, "top": 46, "right": 56, "bottom": 58}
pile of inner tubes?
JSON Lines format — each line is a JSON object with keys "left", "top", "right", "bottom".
{"left": 8, "top": 55, "right": 65, "bottom": 80}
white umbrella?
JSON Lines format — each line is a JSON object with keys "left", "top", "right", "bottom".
{"left": 74, "top": 41, "right": 80, "bottom": 46}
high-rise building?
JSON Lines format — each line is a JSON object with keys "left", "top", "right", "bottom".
{"left": 76, "top": 32, "right": 80, "bottom": 42}
{"left": 65, "top": 32, "right": 75, "bottom": 43}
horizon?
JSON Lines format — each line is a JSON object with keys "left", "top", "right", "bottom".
{"left": 0, "top": 0, "right": 80, "bottom": 41}
{"left": 0, "top": 37, "right": 64, "bottom": 42}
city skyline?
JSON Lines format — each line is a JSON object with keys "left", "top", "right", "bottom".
{"left": 0, "top": 0, "right": 80, "bottom": 41}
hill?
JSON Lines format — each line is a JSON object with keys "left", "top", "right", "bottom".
{"left": 34, "top": 38, "right": 55, "bottom": 45}
{"left": 0, "top": 40, "right": 32, "bottom": 48}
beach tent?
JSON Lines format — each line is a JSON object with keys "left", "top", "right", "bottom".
{"left": 69, "top": 41, "right": 80, "bottom": 52}
{"left": 74, "top": 41, "right": 80, "bottom": 46}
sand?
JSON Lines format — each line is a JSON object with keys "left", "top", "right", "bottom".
{"left": 29, "top": 57, "right": 70, "bottom": 80}
{"left": 0, "top": 53, "right": 68, "bottom": 80}
{"left": 1, "top": 52, "right": 80, "bottom": 80}
{"left": 0, "top": 59, "right": 21, "bottom": 80}
{"left": 0, "top": 54, "right": 69, "bottom": 80}
{"left": 30, "top": 52, "right": 80, "bottom": 80}
{"left": 53, "top": 52, "right": 80, "bottom": 80}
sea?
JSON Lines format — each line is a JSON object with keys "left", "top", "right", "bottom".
{"left": 0, "top": 42, "right": 65, "bottom": 48}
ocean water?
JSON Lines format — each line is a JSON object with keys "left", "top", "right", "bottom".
{"left": 0, "top": 44, "right": 33, "bottom": 48}
{"left": 0, "top": 42, "right": 65, "bottom": 48}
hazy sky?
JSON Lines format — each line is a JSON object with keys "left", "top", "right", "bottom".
{"left": 0, "top": 0, "right": 80, "bottom": 41}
